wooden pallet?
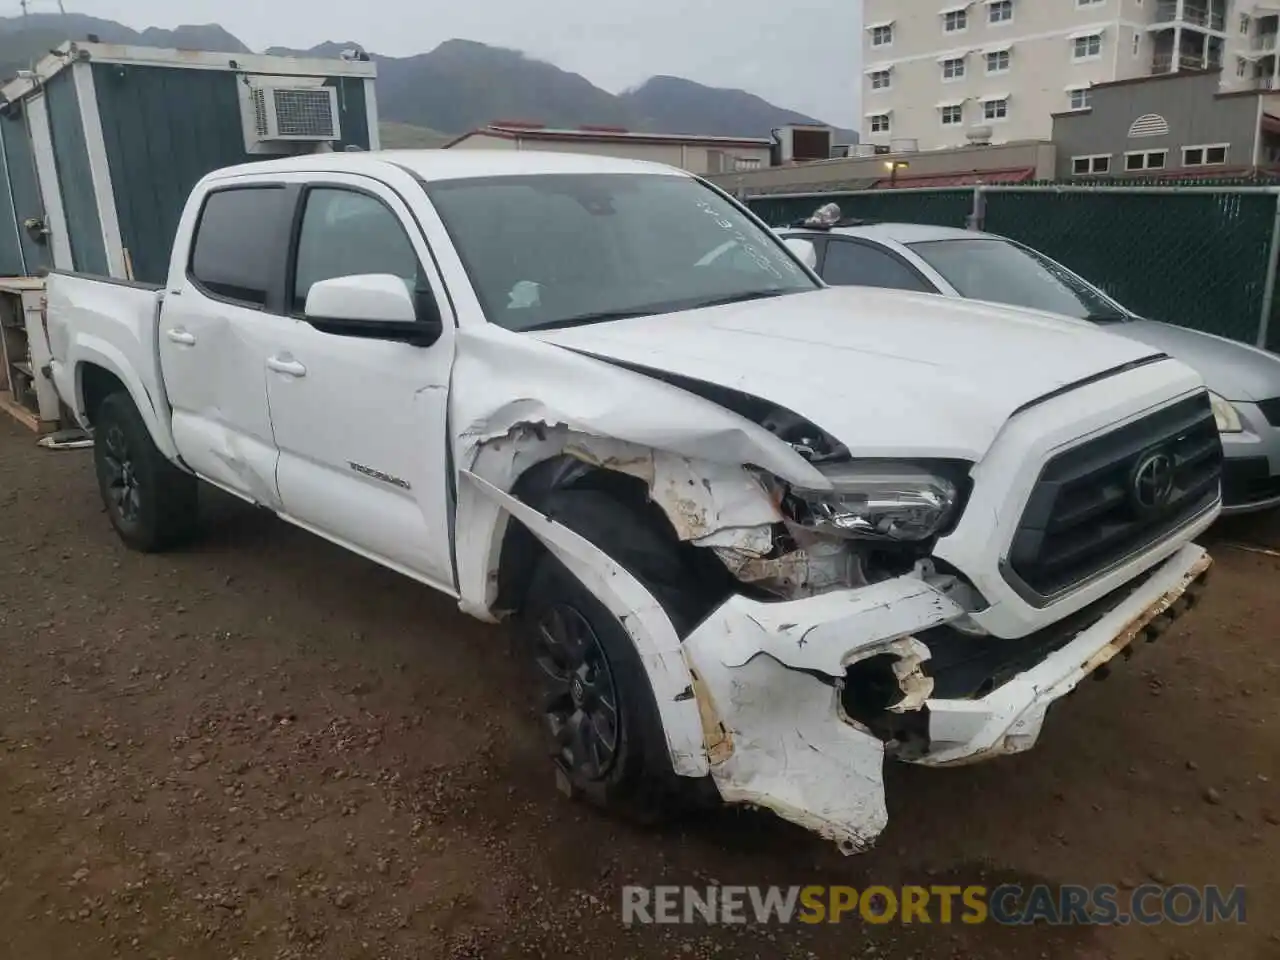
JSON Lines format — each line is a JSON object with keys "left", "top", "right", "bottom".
{"left": 0, "top": 388, "right": 40, "bottom": 432}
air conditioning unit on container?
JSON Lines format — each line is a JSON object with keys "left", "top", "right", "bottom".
{"left": 239, "top": 76, "right": 342, "bottom": 154}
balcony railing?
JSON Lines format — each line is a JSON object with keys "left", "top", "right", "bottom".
{"left": 1153, "top": 1, "right": 1227, "bottom": 31}
{"left": 1257, "top": 33, "right": 1280, "bottom": 53}
{"left": 1257, "top": 74, "right": 1280, "bottom": 91}
{"left": 1151, "top": 50, "right": 1224, "bottom": 73}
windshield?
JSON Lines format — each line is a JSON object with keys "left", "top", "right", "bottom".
{"left": 907, "top": 238, "right": 1129, "bottom": 322}
{"left": 424, "top": 173, "right": 818, "bottom": 331}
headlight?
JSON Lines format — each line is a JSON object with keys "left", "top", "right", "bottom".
{"left": 789, "top": 461, "right": 962, "bottom": 541}
{"left": 1208, "top": 391, "right": 1243, "bottom": 434}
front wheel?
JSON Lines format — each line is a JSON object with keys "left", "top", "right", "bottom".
{"left": 93, "top": 392, "right": 199, "bottom": 552}
{"left": 519, "top": 489, "right": 723, "bottom": 823}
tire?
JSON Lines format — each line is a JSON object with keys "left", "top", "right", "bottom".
{"left": 93, "top": 391, "right": 199, "bottom": 552}
{"left": 520, "top": 489, "right": 720, "bottom": 823}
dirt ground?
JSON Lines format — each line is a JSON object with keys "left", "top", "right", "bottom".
{"left": 0, "top": 416, "right": 1277, "bottom": 960}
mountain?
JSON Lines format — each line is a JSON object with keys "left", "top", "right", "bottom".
{"left": 0, "top": 15, "right": 853, "bottom": 143}
{"left": 621, "top": 76, "right": 856, "bottom": 141}
{"left": 0, "top": 13, "right": 246, "bottom": 77}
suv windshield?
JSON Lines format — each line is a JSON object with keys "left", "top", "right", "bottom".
{"left": 908, "top": 237, "right": 1130, "bottom": 323}
{"left": 425, "top": 173, "right": 818, "bottom": 331}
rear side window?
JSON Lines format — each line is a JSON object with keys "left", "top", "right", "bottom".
{"left": 189, "top": 187, "right": 290, "bottom": 306}
{"left": 822, "top": 240, "right": 933, "bottom": 293}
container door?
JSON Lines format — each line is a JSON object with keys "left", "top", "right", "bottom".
{"left": 0, "top": 107, "right": 48, "bottom": 275}
{"left": 23, "top": 93, "right": 72, "bottom": 271}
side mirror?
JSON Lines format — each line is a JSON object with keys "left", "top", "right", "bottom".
{"left": 783, "top": 238, "right": 818, "bottom": 270}
{"left": 304, "top": 274, "right": 442, "bottom": 347}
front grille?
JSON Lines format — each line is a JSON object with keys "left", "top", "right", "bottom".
{"left": 1006, "top": 393, "right": 1222, "bottom": 600}
{"left": 1256, "top": 397, "right": 1280, "bottom": 428}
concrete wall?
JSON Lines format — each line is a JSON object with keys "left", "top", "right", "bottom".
{"left": 707, "top": 141, "right": 1057, "bottom": 196}
{"left": 446, "top": 132, "right": 772, "bottom": 176}
{"left": 1052, "top": 70, "right": 1263, "bottom": 177}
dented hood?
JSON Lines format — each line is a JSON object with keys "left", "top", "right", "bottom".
{"left": 529, "top": 287, "right": 1166, "bottom": 461}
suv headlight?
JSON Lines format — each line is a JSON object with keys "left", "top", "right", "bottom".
{"left": 1208, "top": 391, "right": 1243, "bottom": 434}
{"left": 789, "top": 461, "right": 963, "bottom": 541}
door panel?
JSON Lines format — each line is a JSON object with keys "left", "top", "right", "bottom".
{"left": 159, "top": 184, "right": 292, "bottom": 505}
{"left": 266, "top": 179, "right": 456, "bottom": 589}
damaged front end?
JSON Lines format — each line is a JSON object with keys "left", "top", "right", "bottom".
{"left": 451, "top": 336, "right": 1212, "bottom": 856}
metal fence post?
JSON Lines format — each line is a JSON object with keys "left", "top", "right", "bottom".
{"left": 1257, "top": 192, "right": 1280, "bottom": 350}
{"left": 965, "top": 186, "right": 986, "bottom": 231}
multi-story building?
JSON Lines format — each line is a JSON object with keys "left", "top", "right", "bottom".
{"left": 860, "top": 1, "right": 1264, "bottom": 152}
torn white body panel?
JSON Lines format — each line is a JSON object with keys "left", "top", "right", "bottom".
{"left": 458, "top": 470, "right": 710, "bottom": 778}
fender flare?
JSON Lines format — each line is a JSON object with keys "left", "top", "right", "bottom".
{"left": 457, "top": 470, "right": 710, "bottom": 779}
{"left": 71, "top": 336, "right": 180, "bottom": 461}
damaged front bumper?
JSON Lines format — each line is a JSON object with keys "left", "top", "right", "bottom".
{"left": 681, "top": 542, "right": 1211, "bottom": 854}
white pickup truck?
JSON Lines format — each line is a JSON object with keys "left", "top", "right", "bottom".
{"left": 45, "top": 150, "right": 1220, "bottom": 853}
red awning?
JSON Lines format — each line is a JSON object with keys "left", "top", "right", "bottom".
{"left": 873, "top": 166, "right": 1037, "bottom": 189}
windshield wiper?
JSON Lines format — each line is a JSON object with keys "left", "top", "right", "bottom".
{"left": 518, "top": 309, "right": 656, "bottom": 332}
{"left": 1083, "top": 311, "right": 1129, "bottom": 324}
{"left": 680, "top": 289, "right": 791, "bottom": 311}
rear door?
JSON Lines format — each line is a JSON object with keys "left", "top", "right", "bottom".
{"left": 158, "top": 183, "right": 295, "bottom": 506}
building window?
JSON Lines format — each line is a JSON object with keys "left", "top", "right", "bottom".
{"left": 1124, "top": 150, "right": 1167, "bottom": 171}
{"left": 1068, "top": 87, "right": 1091, "bottom": 110}
{"left": 986, "top": 50, "right": 1011, "bottom": 73}
{"left": 1183, "top": 144, "right": 1228, "bottom": 166}
{"left": 1239, "top": 57, "right": 1249, "bottom": 77}
{"left": 1072, "top": 155, "right": 1111, "bottom": 175}
{"left": 983, "top": 98, "right": 1009, "bottom": 121}
{"left": 1132, "top": 34, "right": 1141, "bottom": 57}
{"left": 1076, "top": 0, "right": 1104, "bottom": 6}
{"left": 869, "top": 69, "right": 892, "bottom": 90}
{"left": 943, "top": 10, "right": 968, "bottom": 32}
{"left": 1241, "top": 13, "right": 1252, "bottom": 33}
{"left": 869, "top": 113, "right": 892, "bottom": 134}
{"left": 733, "top": 157, "right": 762, "bottom": 171}
{"left": 1073, "top": 34, "right": 1103, "bottom": 60}
{"left": 871, "top": 24, "right": 893, "bottom": 46}
{"left": 989, "top": 0, "right": 1013, "bottom": 24}
{"left": 941, "top": 104, "right": 964, "bottom": 126}
{"left": 942, "top": 57, "right": 966, "bottom": 80}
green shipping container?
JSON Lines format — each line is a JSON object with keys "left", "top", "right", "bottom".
{"left": 0, "top": 41, "right": 379, "bottom": 283}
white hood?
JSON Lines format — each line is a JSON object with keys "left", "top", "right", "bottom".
{"left": 530, "top": 287, "right": 1167, "bottom": 461}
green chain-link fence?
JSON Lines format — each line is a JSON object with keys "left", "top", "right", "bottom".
{"left": 746, "top": 186, "right": 1280, "bottom": 351}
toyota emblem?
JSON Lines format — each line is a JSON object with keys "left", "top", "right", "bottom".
{"left": 1132, "top": 451, "right": 1176, "bottom": 512}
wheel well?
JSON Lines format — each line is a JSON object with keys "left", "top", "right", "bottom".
{"left": 491, "top": 455, "right": 731, "bottom": 622}
{"left": 80, "top": 364, "right": 127, "bottom": 426}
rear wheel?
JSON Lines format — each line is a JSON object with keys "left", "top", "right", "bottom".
{"left": 93, "top": 392, "right": 199, "bottom": 552}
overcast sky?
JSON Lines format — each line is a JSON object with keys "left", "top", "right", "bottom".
{"left": 57, "top": 0, "right": 862, "bottom": 125}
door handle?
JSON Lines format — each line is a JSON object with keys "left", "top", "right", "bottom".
{"left": 267, "top": 355, "right": 307, "bottom": 378}
{"left": 166, "top": 328, "right": 196, "bottom": 346}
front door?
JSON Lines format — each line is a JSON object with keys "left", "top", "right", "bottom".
{"left": 264, "top": 176, "right": 457, "bottom": 592}
{"left": 158, "top": 183, "right": 292, "bottom": 506}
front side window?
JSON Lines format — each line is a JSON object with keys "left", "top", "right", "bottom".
{"left": 426, "top": 173, "right": 817, "bottom": 332}
{"left": 292, "top": 189, "right": 421, "bottom": 312}
{"left": 189, "top": 187, "right": 291, "bottom": 306}
{"left": 909, "top": 238, "right": 1127, "bottom": 321}
{"left": 821, "top": 241, "right": 933, "bottom": 293}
